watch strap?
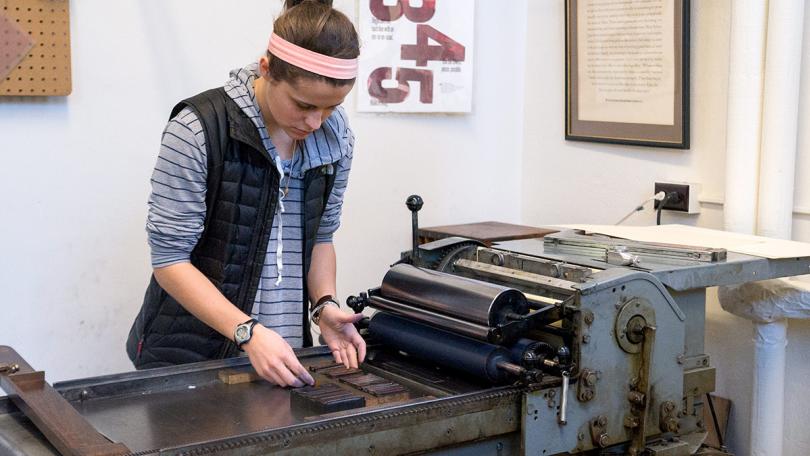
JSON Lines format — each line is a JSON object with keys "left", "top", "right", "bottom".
{"left": 312, "top": 294, "right": 337, "bottom": 311}
{"left": 311, "top": 296, "right": 339, "bottom": 325}
{"left": 235, "top": 318, "right": 258, "bottom": 350}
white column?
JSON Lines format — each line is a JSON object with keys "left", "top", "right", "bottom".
{"left": 752, "top": 1, "right": 805, "bottom": 455}
{"left": 751, "top": 320, "right": 788, "bottom": 456}
{"left": 722, "top": 5, "right": 768, "bottom": 452}
{"left": 723, "top": 0, "right": 768, "bottom": 234}
{"left": 757, "top": 0, "right": 805, "bottom": 240}
{"left": 724, "top": 1, "right": 805, "bottom": 455}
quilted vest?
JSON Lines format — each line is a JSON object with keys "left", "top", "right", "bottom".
{"left": 126, "top": 88, "right": 337, "bottom": 368}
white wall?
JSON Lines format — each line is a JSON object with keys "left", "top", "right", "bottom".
{"left": 3, "top": 0, "right": 809, "bottom": 454}
{"left": 0, "top": 0, "right": 526, "bottom": 381}
{"left": 521, "top": 1, "right": 810, "bottom": 455}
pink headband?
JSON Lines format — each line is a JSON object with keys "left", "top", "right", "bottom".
{"left": 267, "top": 33, "right": 358, "bottom": 80}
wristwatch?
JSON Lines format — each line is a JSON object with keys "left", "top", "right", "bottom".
{"left": 234, "top": 318, "right": 259, "bottom": 350}
{"left": 311, "top": 295, "right": 340, "bottom": 325}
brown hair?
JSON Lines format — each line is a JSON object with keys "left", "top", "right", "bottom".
{"left": 269, "top": 0, "right": 360, "bottom": 86}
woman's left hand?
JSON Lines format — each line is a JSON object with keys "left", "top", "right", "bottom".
{"left": 318, "top": 305, "right": 366, "bottom": 369}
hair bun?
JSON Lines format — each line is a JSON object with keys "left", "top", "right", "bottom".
{"left": 285, "top": 0, "right": 333, "bottom": 9}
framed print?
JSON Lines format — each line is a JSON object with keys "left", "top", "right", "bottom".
{"left": 565, "top": 0, "right": 690, "bottom": 148}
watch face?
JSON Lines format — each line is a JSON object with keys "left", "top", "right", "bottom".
{"left": 235, "top": 326, "right": 248, "bottom": 342}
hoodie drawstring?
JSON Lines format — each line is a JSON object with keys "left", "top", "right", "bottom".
{"left": 273, "top": 155, "right": 286, "bottom": 286}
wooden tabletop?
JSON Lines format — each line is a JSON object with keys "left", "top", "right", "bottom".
{"left": 418, "top": 221, "right": 557, "bottom": 246}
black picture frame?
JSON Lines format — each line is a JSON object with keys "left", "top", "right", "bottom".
{"left": 565, "top": 0, "right": 690, "bottom": 149}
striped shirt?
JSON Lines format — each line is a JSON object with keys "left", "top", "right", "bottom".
{"left": 146, "top": 63, "right": 354, "bottom": 347}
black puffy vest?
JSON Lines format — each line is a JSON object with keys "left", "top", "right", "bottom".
{"left": 126, "top": 88, "right": 337, "bottom": 369}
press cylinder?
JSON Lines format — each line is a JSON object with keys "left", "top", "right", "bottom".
{"left": 380, "top": 264, "right": 529, "bottom": 327}
{"left": 368, "top": 312, "right": 513, "bottom": 384}
{"left": 367, "top": 294, "right": 491, "bottom": 341}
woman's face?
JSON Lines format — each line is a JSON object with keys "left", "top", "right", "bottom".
{"left": 259, "top": 59, "right": 353, "bottom": 140}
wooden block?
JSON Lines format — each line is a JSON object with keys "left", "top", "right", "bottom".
{"left": 703, "top": 394, "right": 731, "bottom": 450}
{"left": 217, "top": 369, "right": 260, "bottom": 385}
{"left": 321, "top": 366, "right": 363, "bottom": 378}
{"left": 290, "top": 384, "right": 365, "bottom": 416}
{"left": 338, "top": 373, "right": 387, "bottom": 388}
{"left": 306, "top": 364, "right": 412, "bottom": 408}
{"left": 308, "top": 361, "right": 343, "bottom": 372}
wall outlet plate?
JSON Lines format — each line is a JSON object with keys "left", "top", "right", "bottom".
{"left": 654, "top": 182, "right": 701, "bottom": 214}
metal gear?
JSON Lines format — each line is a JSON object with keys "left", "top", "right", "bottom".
{"left": 430, "top": 242, "right": 480, "bottom": 272}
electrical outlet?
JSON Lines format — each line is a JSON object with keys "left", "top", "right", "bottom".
{"left": 654, "top": 182, "right": 701, "bottom": 214}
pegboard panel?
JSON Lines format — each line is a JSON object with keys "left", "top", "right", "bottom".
{"left": 0, "top": 0, "right": 71, "bottom": 96}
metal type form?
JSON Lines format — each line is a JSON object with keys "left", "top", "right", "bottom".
{"left": 380, "top": 263, "right": 529, "bottom": 327}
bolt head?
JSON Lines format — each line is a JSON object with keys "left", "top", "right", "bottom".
{"left": 668, "top": 420, "right": 680, "bottom": 433}
{"left": 598, "top": 433, "right": 610, "bottom": 447}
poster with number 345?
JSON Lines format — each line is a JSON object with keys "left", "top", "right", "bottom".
{"left": 357, "top": 0, "right": 475, "bottom": 113}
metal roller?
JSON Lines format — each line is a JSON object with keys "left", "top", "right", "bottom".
{"left": 367, "top": 295, "right": 491, "bottom": 341}
{"left": 368, "top": 312, "right": 513, "bottom": 384}
{"left": 380, "top": 264, "right": 529, "bottom": 327}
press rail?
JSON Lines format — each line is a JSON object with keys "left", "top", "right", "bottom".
{"left": 0, "top": 346, "right": 130, "bottom": 456}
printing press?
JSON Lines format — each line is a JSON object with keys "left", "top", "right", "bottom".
{"left": 4, "top": 198, "right": 810, "bottom": 455}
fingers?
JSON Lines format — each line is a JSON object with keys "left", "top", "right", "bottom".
{"left": 321, "top": 307, "right": 364, "bottom": 328}
{"left": 288, "top": 356, "right": 315, "bottom": 386}
{"left": 246, "top": 327, "right": 310, "bottom": 388}
{"left": 354, "top": 334, "right": 367, "bottom": 364}
{"left": 329, "top": 340, "right": 360, "bottom": 369}
{"left": 252, "top": 358, "right": 301, "bottom": 387}
{"left": 340, "top": 312, "right": 365, "bottom": 324}
{"left": 277, "top": 366, "right": 305, "bottom": 388}
{"left": 338, "top": 345, "right": 350, "bottom": 369}
{"left": 345, "top": 342, "right": 359, "bottom": 369}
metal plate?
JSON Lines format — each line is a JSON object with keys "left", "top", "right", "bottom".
{"left": 496, "top": 238, "right": 810, "bottom": 291}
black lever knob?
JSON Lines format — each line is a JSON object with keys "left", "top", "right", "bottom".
{"left": 406, "top": 195, "right": 423, "bottom": 261}
{"left": 406, "top": 194, "right": 423, "bottom": 212}
{"left": 556, "top": 346, "right": 572, "bottom": 367}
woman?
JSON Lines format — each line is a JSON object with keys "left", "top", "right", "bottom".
{"left": 126, "top": 0, "right": 364, "bottom": 388}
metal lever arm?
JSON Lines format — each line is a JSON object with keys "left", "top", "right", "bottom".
{"left": 558, "top": 371, "right": 570, "bottom": 425}
{"left": 628, "top": 324, "right": 657, "bottom": 456}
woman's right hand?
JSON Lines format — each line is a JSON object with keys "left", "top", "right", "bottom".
{"left": 242, "top": 325, "right": 315, "bottom": 387}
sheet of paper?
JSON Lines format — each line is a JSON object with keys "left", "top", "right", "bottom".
{"left": 555, "top": 224, "right": 810, "bottom": 259}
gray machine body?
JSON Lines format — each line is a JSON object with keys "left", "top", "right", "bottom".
{"left": 2, "top": 230, "right": 809, "bottom": 455}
